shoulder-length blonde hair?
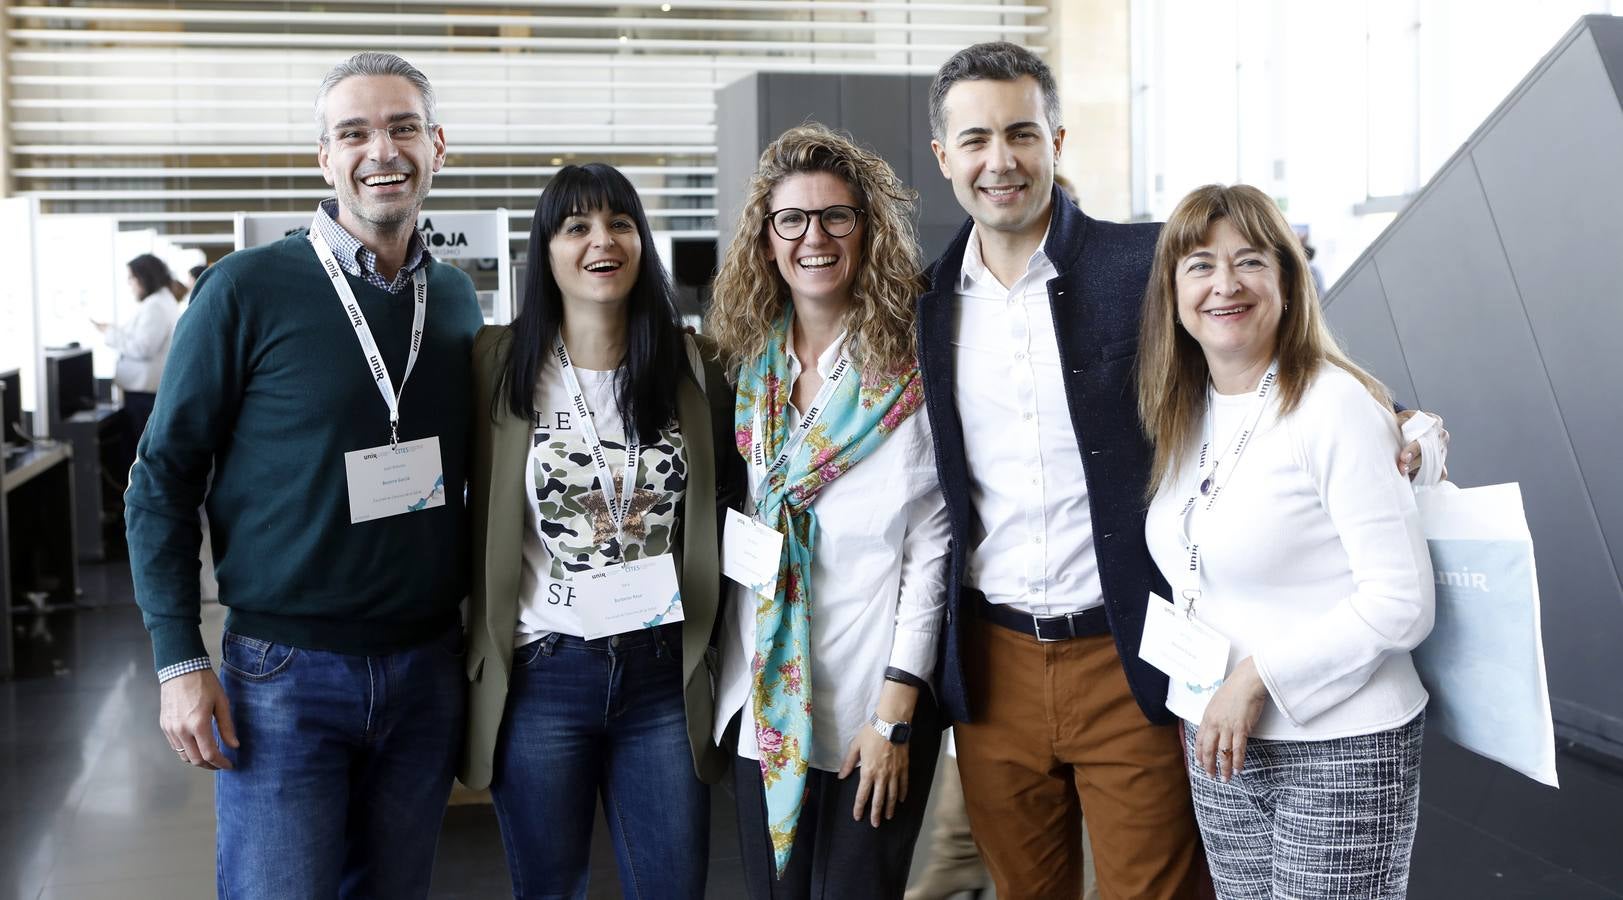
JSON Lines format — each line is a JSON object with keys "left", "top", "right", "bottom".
{"left": 707, "top": 123, "right": 924, "bottom": 375}
{"left": 1137, "top": 183, "right": 1390, "bottom": 492}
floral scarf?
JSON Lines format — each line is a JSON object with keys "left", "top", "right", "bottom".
{"left": 733, "top": 311, "right": 924, "bottom": 877}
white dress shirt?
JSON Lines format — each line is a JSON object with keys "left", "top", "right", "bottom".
{"left": 714, "top": 333, "right": 950, "bottom": 772}
{"left": 107, "top": 288, "right": 181, "bottom": 394}
{"left": 1145, "top": 364, "right": 1434, "bottom": 740}
{"left": 952, "top": 226, "right": 1102, "bottom": 615}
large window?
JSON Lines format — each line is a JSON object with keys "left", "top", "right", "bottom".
{"left": 1130, "top": 0, "right": 1622, "bottom": 285}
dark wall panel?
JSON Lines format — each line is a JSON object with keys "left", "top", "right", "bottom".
{"left": 761, "top": 74, "right": 841, "bottom": 145}
{"left": 1471, "top": 31, "right": 1623, "bottom": 582}
{"left": 1372, "top": 159, "right": 1623, "bottom": 742}
{"left": 714, "top": 75, "right": 760, "bottom": 248}
{"left": 1322, "top": 261, "right": 1419, "bottom": 407}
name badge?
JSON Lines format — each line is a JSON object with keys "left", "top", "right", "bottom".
{"left": 342, "top": 436, "right": 445, "bottom": 524}
{"left": 722, "top": 508, "right": 784, "bottom": 599}
{"left": 1140, "top": 592, "right": 1231, "bottom": 704}
{"left": 573, "top": 553, "right": 684, "bottom": 641}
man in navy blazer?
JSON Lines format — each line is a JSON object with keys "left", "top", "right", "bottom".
{"left": 915, "top": 42, "right": 1202, "bottom": 900}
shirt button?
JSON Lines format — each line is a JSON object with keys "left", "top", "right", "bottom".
{"left": 1023, "top": 412, "right": 1034, "bottom": 421}
{"left": 1014, "top": 352, "right": 1026, "bottom": 361}
{"left": 609, "top": 635, "right": 620, "bottom": 648}
{"left": 1033, "top": 535, "right": 1043, "bottom": 544}
{"left": 1029, "top": 585, "right": 1040, "bottom": 594}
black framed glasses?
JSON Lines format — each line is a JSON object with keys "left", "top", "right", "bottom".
{"left": 763, "top": 205, "right": 865, "bottom": 241}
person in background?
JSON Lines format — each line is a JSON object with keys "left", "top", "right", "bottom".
{"left": 1138, "top": 183, "right": 1433, "bottom": 899}
{"left": 125, "top": 51, "right": 481, "bottom": 899}
{"left": 458, "top": 162, "right": 739, "bottom": 900}
{"left": 707, "top": 123, "right": 950, "bottom": 899}
{"left": 95, "top": 253, "right": 181, "bottom": 445}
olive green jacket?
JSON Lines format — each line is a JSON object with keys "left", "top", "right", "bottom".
{"left": 458, "top": 325, "right": 737, "bottom": 790}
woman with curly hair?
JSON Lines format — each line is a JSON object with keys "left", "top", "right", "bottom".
{"left": 707, "top": 123, "right": 950, "bottom": 898}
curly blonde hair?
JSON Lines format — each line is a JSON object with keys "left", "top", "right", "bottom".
{"left": 707, "top": 123, "right": 924, "bottom": 375}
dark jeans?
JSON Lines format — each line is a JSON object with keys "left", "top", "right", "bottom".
{"left": 214, "top": 628, "right": 465, "bottom": 900}
{"left": 731, "top": 688, "right": 942, "bottom": 900}
{"left": 490, "top": 625, "right": 708, "bottom": 900}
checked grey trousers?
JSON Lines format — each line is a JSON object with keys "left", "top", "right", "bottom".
{"left": 1184, "top": 712, "right": 1425, "bottom": 900}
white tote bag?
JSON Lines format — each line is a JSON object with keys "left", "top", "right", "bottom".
{"left": 1411, "top": 480, "right": 1559, "bottom": 787}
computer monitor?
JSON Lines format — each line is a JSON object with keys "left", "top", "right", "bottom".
{"left": 46, "top": 348, "right": 97, "bottom": 426}
{"left": 0, "top": 367, "right": 21, "bottom": 451}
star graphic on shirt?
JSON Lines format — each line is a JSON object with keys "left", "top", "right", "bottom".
{"left": 581, "top": 487, "right": 660, "bottom": 544}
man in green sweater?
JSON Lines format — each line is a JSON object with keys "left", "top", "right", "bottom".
{"left": 125, "top": 52, "right": 483, "bottom": 898}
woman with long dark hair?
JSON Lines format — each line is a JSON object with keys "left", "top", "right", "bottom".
{"left": 96, "top": 253, "right": 181, "bottom": 444}
{"left": 458, "top": 163, "right": 738, "bottom": 899}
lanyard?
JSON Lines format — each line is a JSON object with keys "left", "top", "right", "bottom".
{"left": 554, "top": 337, "right": 641, "bottom": 542}
{"left": 748, "top": 350, "right": 853, "bottom": 511}
{"left": 1176, "top": 362, "right": 1280, "bottom": 617}
{"left": 308, "top": 223, "right": 427, "bottom": 448}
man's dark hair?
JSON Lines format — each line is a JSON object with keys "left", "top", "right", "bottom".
{"left": 929, "top": 41, "right": 1061, "bottom": 141}
{"left": 127, "top": 253, "right": 173, "bottom": 300}
{"left": 188, "top": 264, "right": 208, "bottom": 281}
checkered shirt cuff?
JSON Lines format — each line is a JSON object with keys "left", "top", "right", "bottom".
{"left": 157, "top": 656, "right": 214, "bottom": 683}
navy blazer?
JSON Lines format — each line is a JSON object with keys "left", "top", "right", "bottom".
{"left": 916, "top": 186, "right": 1176, "bottom": 727}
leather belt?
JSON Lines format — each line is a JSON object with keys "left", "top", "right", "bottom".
{"left": 973, "top": 592, "right": 1110, "bottom": 642}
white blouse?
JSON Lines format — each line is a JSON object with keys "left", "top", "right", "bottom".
{"left": 713, "top": 334, "right": 950, "bottom": 772}
{"left": 1145, "top": 363, "right": 1435, "bottom": 741}
{"left": 106, "top": 288, "right": 181, "bottom": 394}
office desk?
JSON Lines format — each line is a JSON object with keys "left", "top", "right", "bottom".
{"left": 1, "top": 442, "right": 77, "bottom": 679}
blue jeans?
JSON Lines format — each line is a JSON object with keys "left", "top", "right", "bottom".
{"left": 489, "top": 625, "right": 708, "bottom": 900}
{"left": 214, "top": 628, "right": 465, "bottom": 900}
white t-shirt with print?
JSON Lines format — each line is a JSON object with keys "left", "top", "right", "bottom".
{"left": 516, "top": 361, "right": 687, "bottom": 643}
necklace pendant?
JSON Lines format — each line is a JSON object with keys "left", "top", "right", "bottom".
{"left": 1199, "top": 475, "right": 1213, "bottom": 496}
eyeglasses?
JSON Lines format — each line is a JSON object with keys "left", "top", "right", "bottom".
{"left": 321, "top": 122, "right": 434, "bottom": 149}
{"left": 763, "top": 205, "right": 864, "bottom": 241}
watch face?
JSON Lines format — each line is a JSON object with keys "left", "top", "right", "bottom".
{"left": 891, "top": 722, "right": 912, "bottom": 744}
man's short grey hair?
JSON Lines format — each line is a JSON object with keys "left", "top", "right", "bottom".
{"left": 315, "top": 52, "right": 436, "bottom": 138}
{"left": 928, "top": 41, "right": 1061, "bottom": 141}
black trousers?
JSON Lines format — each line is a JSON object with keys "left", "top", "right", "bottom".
{"left": 730, "top": 689, "right": 942, "bottom": 900}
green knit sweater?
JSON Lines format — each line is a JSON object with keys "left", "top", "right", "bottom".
{"left": 126, "top": 233, "right": 483, "bottom": 672}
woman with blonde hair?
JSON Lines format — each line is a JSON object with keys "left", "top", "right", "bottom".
{"left": 707, "top": 123, "right": 950, "bottom": 898}
{"left": 1137, "top": 183, "right": 1434, "bottom": 899}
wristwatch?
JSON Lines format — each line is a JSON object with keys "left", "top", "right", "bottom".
{"left": 870, "top": 714, "right": 912, "bottom": 745}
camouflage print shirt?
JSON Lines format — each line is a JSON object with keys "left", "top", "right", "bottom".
{"left": 516, "top": 362, "right": 686, "bottom": 643}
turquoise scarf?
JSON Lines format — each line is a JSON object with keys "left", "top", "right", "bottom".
{"left": 733, "top": 312, "right": 924, "bottom": 876}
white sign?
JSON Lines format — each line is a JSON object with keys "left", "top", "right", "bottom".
{"left": 573, "top": 554, "right": 684, "bottom": 640}
{"left": 722, "top": 508, "right": 785, "bottom": 599}
{"left": 342, "top": 436, "right": 446, "bottom": 524}
{"left": 236, "top": 210, "right": 502, "bottom": 261}
{"left": 1140, "top": 592, "right": 1232, "bottom": 716}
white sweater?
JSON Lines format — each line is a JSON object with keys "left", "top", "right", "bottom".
{"left": 106, "top": 288, "right": 181, "bottom": 394}
{"left": 1145, "top": 363, "right": 1434, "bottom": 741}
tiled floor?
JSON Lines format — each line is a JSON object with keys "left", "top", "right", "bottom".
{"left": 3, "top": 563, "right": 1621, "bottom": 899}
